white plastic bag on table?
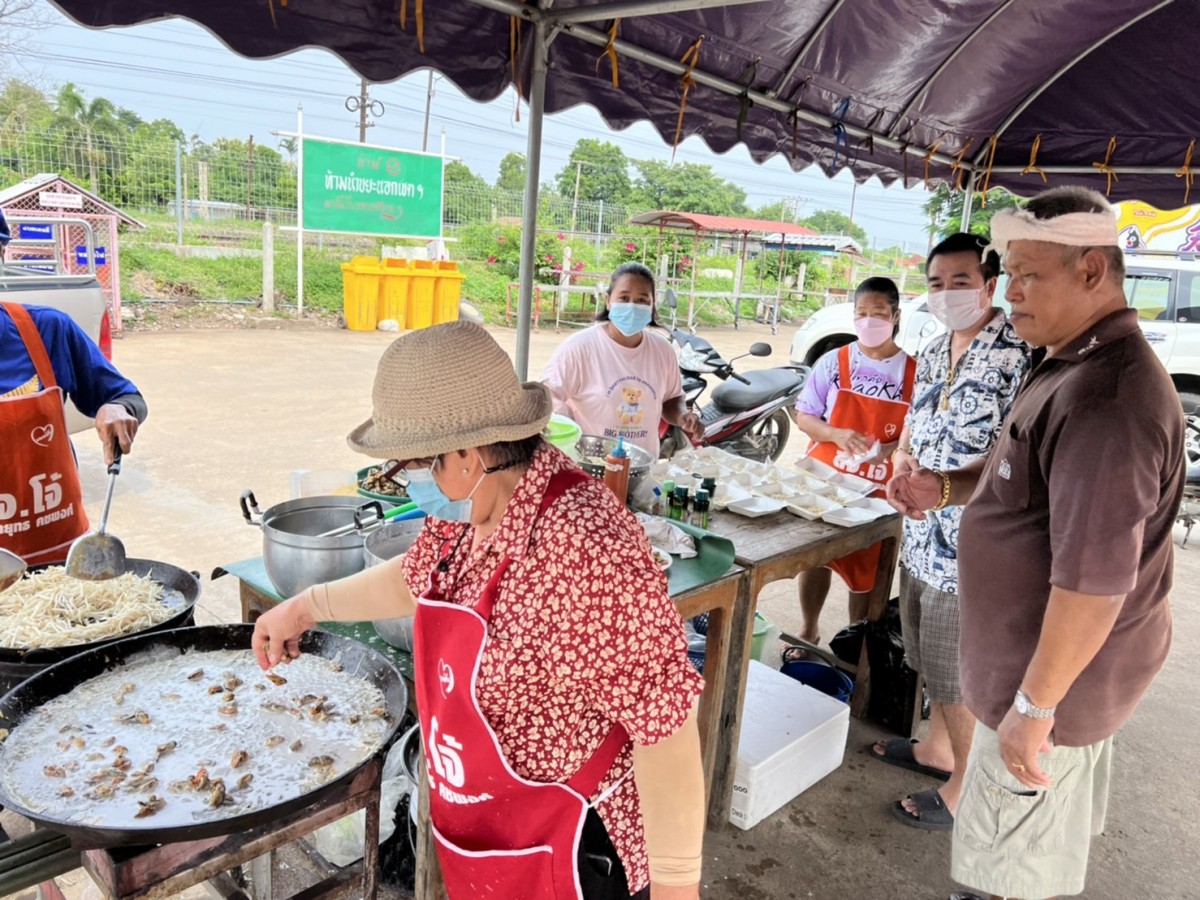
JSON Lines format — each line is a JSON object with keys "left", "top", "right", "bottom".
{"left": 310, "top": 739, "right": 411, "bottom": 867}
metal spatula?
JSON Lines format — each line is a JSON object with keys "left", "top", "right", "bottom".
{"left": 65, "top": 445, "right": 127, "bottom": 581}
{"left": 0, "top": 548, "right": 26, "bottom": 593}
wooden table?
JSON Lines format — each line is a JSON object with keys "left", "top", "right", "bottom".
{"left": 701, "top": 508, "right": 904, "bottom": 818}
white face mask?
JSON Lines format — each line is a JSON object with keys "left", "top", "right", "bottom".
{"left": 927, "top": 288, "right": 989, "bottom": 332}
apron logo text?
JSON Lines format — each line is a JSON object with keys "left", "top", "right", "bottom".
{"left": 438, "top": 659, "right": 455, "bottom": 697}
{"left": 30, "top": 424, "right": 54, "bottom": 447}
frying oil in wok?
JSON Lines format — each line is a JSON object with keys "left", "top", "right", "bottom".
{"left": 0, "top": 649, "right": 389, "bottom": 829}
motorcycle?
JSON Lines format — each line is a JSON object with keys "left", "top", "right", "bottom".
{"left": 658, "top": 328, "right": 810, "bottom": 462}
{"left": 1179, "top": 414, "right": 1200, "bottom": 547}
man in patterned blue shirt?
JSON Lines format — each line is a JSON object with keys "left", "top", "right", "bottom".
{"left": 869, "top": 233, "right": 1032, "bottom": 831}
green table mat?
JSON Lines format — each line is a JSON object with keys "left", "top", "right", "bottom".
{"left": 213, "top": 524, "right": 734, "bottom": 680}
{"left": 660, "top": 519, "right": 736, "bottom": 595}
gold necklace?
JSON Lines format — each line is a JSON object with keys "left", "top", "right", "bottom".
{"left": 940, "top": 344, "right": 963, "bottom": 410}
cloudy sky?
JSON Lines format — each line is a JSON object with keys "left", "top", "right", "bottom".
{"left": 7, "top": 5, "right": 935, "bottom": 252}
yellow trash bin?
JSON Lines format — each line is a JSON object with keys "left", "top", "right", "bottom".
{"left": 433, "top": 261, "right": 466, "bottom": 325}
{"left": 408, "top": 262, "right": 437, "bottom": 330}
{"left": 341, "top": 255, "right": 382, "bottom": 331}
{"left": 379, "top": 258, "right": 413, "bottom": 327}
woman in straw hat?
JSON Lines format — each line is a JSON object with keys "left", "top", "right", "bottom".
{"left": 252, "top": 321, "right": 704, "bottom": 900}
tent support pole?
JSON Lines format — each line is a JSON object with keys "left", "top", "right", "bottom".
{"left": 515, "top": 18, "right": 548, "bottom": 381}
{"left": 959, "top": 178, "right": 975, "bottom": 234}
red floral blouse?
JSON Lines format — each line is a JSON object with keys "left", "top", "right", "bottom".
{"left": 401, "top": 443, "right": 703, "bottom": 891}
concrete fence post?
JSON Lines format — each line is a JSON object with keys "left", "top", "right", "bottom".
{"left": 262, "top": 221, "right": 275, "bottom": 313}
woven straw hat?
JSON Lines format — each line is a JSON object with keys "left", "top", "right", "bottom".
{"left": 347, "top": 320, "right": 552, "bottom": 461}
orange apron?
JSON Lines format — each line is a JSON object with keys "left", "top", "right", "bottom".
{"left": 0, "top": 303, "right": 89, "bottom": 564}
{"left": 807, "top": 344, "right": 915, "bottom": 592}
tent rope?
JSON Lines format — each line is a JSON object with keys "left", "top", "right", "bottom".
{"left": 1176, "top": 139, "right": 1196, "bottom": 205}
{"left": 1091, "top": 136, "right": 1119, "bottom": 196}
{"left": 979, "top": 135, "right": 998, "bottom": 204}
{"left": 923, "top": 133, "right": 947, "bottom": 188}
{"left": 672, "top": 34, "right": 706, "bottom": 161}
{"left": 595, "top": 19, "right": 621, "bottom": 88}
{"left": 398, "top": 0, "right": 425, "bottom": 53}
{"left": 830, "top": 97, "right": 850, "bottom": 171}
{"left": 1021, "top": 134, "right": 1047, "bottom": 183}
{"left": 950, "top": 137, "right": 975, "bottom": 191}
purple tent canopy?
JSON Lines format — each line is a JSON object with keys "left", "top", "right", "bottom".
{"left": 53, "top": 0, "right": 1194, "bottom": 375}
{"left": 51, "top": 0, "right": 1197, "bottom": 207}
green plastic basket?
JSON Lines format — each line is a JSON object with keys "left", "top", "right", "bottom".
{"left": 357, "top": 464, "right": 409, "bottom": 504}
{"left": 544, "top": 413, "right": 582, "bottom": 456}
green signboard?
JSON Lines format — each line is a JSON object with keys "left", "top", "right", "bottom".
{"left": 301, "top": 138, "right": 443, "bottom": 238}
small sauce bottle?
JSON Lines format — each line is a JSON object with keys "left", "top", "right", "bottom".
{"left": 700, "top": 476, "right": 717, "bottom": 497}
{"left": 670, "top": 485, "right": 690, "bottom": 522}
{"left": 661, "top": 480, "right": 676, "bottom": 510}
{"left": 693, "top": 488, "right": 711, "bottom": 529}
{"left": 603, "top": 437, "right": 631, "bottom": 504}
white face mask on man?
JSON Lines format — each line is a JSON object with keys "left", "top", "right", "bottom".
{"left": 927, "top": 288, "right": 990, "bottom": 332}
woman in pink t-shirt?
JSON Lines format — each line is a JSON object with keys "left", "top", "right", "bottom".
{"left": 542, "top": 263, "right": 704, "bottom": 458}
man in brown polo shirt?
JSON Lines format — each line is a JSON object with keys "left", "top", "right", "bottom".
{"left": 887, "top": 185, "right": 1182, "bottom": 900}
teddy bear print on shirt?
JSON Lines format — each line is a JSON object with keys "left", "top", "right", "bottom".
{"left": 617, "top": 386, "right": 645, "bottom": 425}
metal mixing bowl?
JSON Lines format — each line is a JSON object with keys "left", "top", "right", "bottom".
{"left": 364, "top": 519, "right": 426, "bottom": 651}
{"left": 574, "top": 435, "right": 654, "bottom": 503}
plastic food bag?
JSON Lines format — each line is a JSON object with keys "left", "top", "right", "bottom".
{"left": 310, "top": 739, "right": 411, "bottom": 868}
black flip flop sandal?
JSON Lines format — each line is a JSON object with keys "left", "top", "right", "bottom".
{"left": 891, "top": 788, "right": 954, "bottom": 831}
{"left": 866, "top": 738, "right": 952, "bottom": 781}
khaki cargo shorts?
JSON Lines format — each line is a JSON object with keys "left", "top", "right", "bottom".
{"left": 951, "top": 722, "right": 1112, "bottom": 900}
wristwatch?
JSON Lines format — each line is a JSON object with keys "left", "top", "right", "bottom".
{"left": 1014, "top": 689, "right": 1056, "bottom": 720}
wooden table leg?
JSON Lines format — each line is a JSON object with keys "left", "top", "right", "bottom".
{"left": 414, "top": 767, "right": 446, "bottom": 900}
{"left": 706, "top": 575, "right": 754, "bottom": 830}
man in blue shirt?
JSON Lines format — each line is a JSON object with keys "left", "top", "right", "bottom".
{"left": 1, "top": 303, "right": 147, "bottom": 563}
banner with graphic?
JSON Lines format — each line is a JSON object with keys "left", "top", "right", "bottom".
{"left": 1115, "top": 201, "right": 1200, "bottom": 254}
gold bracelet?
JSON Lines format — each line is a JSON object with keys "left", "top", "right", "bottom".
{"left": 932, "top": 470, "right": 952, "bottom": 511}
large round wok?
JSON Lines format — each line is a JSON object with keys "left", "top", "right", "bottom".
{"left": 0, "top": 623, "right": 406, "bottom": 848}
{"left": 0, "top": 559, "right": 201, "bottom": 666}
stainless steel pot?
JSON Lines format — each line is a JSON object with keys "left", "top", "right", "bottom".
{"left": 240, "top": 491, "right": 389, "bottom": 597}
{"left": 364, "top": 519, "right": 425, "bottom": 651}
{"left": 575, "top": 434, "right": 654, "bottom": 503}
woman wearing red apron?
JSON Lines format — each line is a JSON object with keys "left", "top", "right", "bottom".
{"left": 789, "top": 278, "right": 916, "bottom": 653}
{"left": 0, "top": 302, "right": 145, "bottom": 564}
{"left": 254, "top": 321, "right": 706, "bottom": 900}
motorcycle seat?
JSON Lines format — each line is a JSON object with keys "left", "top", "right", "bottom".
{"left": 711, "top": 368, "right": 804, "bottom": 412}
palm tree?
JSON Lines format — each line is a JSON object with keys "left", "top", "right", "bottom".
{"left": 53, "top": 82, "right": 120, "bottom": 193}
{"left": 277, "top": 136, "right": 298, "bottom": 168}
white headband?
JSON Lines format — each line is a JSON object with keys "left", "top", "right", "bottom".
{"left": 985, "top": 207, "right": 1120, "bottom": 260}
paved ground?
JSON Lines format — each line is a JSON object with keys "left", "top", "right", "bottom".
{"left": 16, "top": 317, "right": 1199, "bottom": 898}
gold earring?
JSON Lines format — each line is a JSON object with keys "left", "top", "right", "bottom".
{"left": 462, "top": 468, "right": 470, "bottom": 475}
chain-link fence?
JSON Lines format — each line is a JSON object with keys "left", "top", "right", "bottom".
{"left": 0, "top": 128, "right": 925, "bottom": 320}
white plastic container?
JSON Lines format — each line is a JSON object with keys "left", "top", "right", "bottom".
{"left": 729, "top": 660, "right": 851, "bottom": 830}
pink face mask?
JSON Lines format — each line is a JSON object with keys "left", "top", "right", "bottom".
{"left": 854, "top": 315, "right": 894, "bottom": 348}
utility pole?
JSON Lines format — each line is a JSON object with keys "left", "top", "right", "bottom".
{"left": 848, "top": 180, "right": 858, "bottom": 237}
{"left": 571, "top": 161, "right": 584, "bottom": 232}
{"left": 422, "top": 71, "right": 434, "bottom": 152}
{"left": 345, "top": 78, "right": 385, "bottom": 143}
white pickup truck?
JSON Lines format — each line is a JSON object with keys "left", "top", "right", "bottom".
{"left": 2, "top": 215, "right": 112, "bottom": 433}
{"left": 790, "top": 255, "right": 1200, "bottom": 414}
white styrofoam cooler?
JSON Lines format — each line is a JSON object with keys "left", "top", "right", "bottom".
{"left": 729, "top": 660, "right": 851, "bottom": 830}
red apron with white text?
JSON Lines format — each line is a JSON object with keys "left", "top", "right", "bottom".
{"left": 807, "top": 344, "right": 915, "bottom": 592}
{"left": 0, "top": 303, "right": 89, "bottom": 564}
{"left": 414, "top": 468, "right": 631, "bottom": 900}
